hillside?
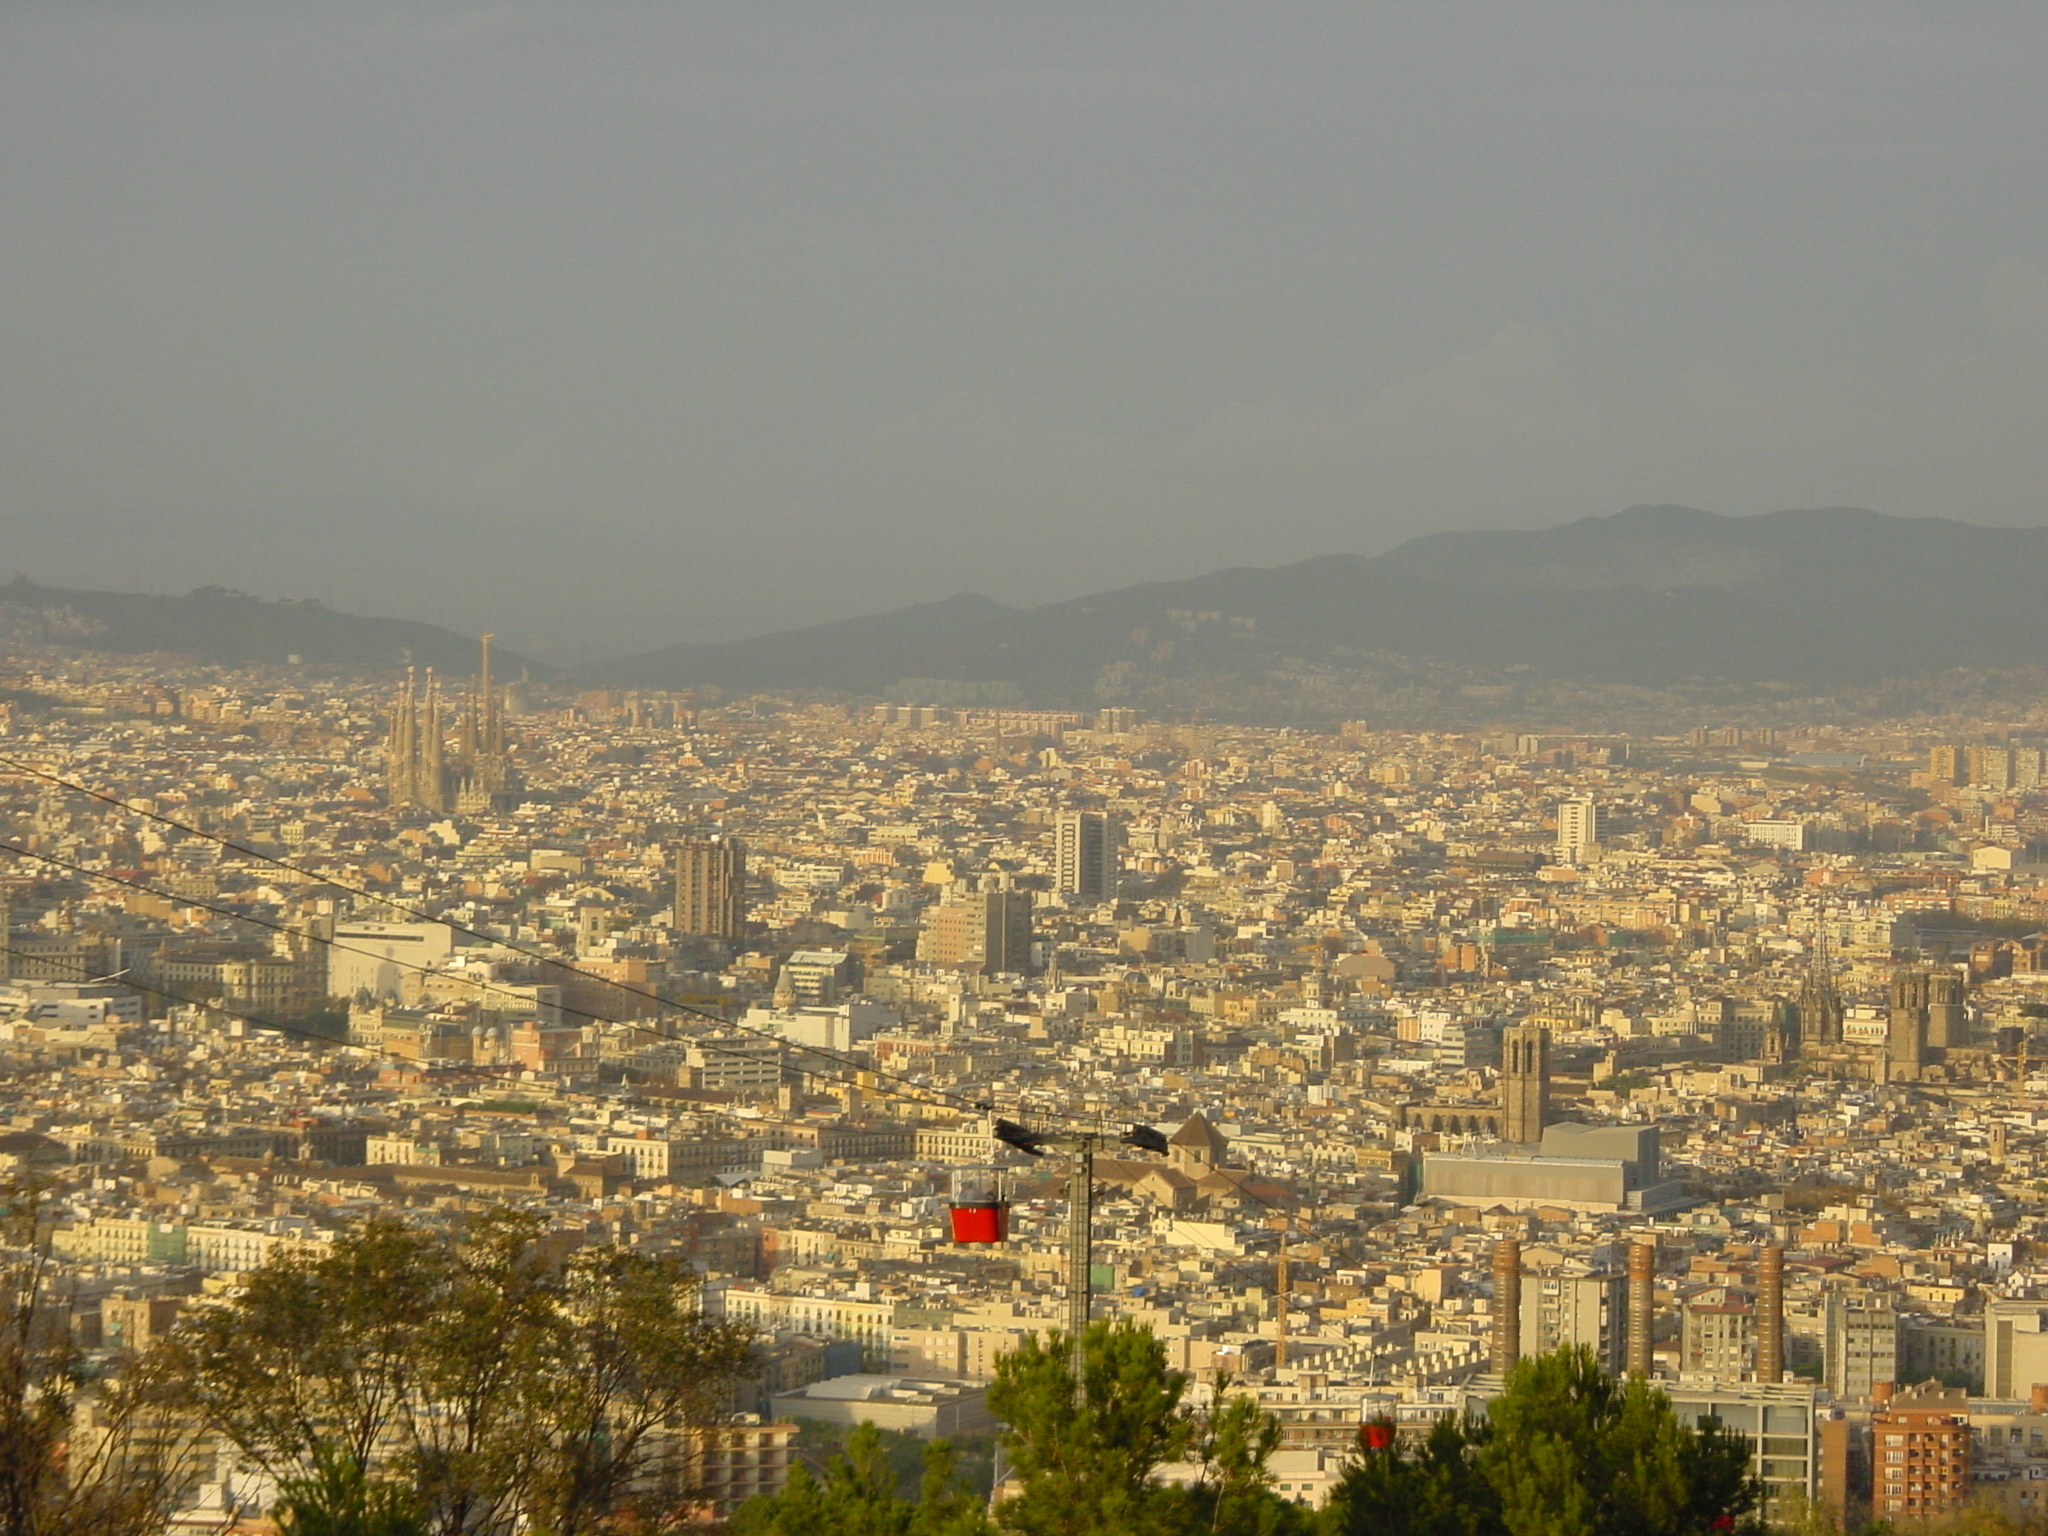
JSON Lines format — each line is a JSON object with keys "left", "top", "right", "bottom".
{"left": 598, "top": 506, "right": 2048, "bottom": 710}
{"left": 603, "top": 592, "right": 1016, "bottom": 693}
{"left": 0, "top": 578, "right": 536, "bottom": 674}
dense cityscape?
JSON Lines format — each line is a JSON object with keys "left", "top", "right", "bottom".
{"left": 10, "top": 638, "right": 2048, "bottom": 1527}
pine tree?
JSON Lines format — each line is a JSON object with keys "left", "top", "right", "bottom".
{"left": 1324, "top": 1413, "right": 1498, "bottom": 1536}
{"left": 912, "top": 1437, "right": 995, "bottom": 1536}
{"left": 1322, "top": 1348, "right": 1763, "bottom": 1536}
{"left": 732, "top": 1422, "right": 990, "bottom": 1536}
{"left": 272, "top": 1448, "right": 427, "bottom": 1536}
{"left": 1184, "top": 1391, "right": 1315, "bottom": 1536}
{"left": 986, "top": 1319, "right": 1195, "bottom": 1536}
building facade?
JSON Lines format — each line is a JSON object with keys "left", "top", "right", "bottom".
{"left": 674, "top": 838, "right": 748, "bottom": 940}
{"left": 1051, "top": 810, "right": 1120, "bottom": 904}
{"left": 1499, "top": 1023, "right": 1550, "bottom": 1145}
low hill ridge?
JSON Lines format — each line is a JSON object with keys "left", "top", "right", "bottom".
{"left": 0, "top": 577, "right": 536, "bottom": 675}
{"left": 598, "top": 505, "right": 2048, "bottom": 707}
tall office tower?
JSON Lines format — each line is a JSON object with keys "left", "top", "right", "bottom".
{"left": 918, "top": 884, "right": 1035, "bottom": 975}
{"left": 1825, "top": 1291, "right": 1898, "bottom": 1400}
{"left": 1928, "top": 744, "right": 1965, "bottom": 785}
{"left": 1499, "top": 1023, "right": 1551, "bottom": 1145}
{"left": 674, "top": 838, "right": 747, "bottom": 940}
{"left": 1555, "top": 798, "right": 1600, "bottom": 864}
{"left": 1491, "top": 1239, "right": 1522, "bottom": 1376}
{"left": 1051, "top": 810, "right": 1120, "bottom": 903}
{"left": 1970, "top": 744, "right": 2016, "bottom": 791}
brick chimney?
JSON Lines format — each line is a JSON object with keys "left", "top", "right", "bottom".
{"left": 1492, "top": 1238, "right": 1522, "bottom": 1375}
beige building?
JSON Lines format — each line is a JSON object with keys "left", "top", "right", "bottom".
{"left": 769, "top": 1375, "right": 998, "bottom": 1439}
{"left": 1681, "top": 1288, "right": 1755, "bottom": 1382}
{"left": 918, "top": 886, "right": 1033, "bottom": 975}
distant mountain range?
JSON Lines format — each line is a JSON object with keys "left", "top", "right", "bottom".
{"left": 599, "top": 506, "right": 2048, "bottom": 709}
{"left": 0, "top": 578, "right": 536, "bottom": 675}
{"left": 13, "top": 507, "right": 2048, "bottom": 712}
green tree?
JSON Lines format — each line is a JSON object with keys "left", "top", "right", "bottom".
{"left": 172, "top": 1215, "right": 448, "bottom": 1477}
{"left": 0, "top": 1177, "right": 199, "bottom": 1536}
{"left": 910, "top": 1435, "right": 994, "bottom": 1536}
{"left": 273, "top": 1446, "right": 427, "bottom": 1536}
{"left": 170, "top": 1210, "right": 754, "bottom": 1536}
{"left": 986, "top": 1318, "right": 1194, "bottom": 1536}
{"left": 732, "top": 1421, "right": 990, "bottom": 1536}
{"left": 1324, "top": 1414, "right": 1498, "bottom": 1536}
{"left": 1322, "top": 1348, "right": 1763, "bottom": 1536}
{"left": 1183, "top": 1390, "right": 1313, "bottom": 1536}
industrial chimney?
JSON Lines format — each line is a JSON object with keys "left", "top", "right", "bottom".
{"left": 1627, "top": 1240, "right": 1656, "bottom": 1378}
{"left": 1756, "top": 1245, "right": 1785, "bottom": 1384}
{"left": 1492, "top": 1238, "right": 1522, "bottom": 1376}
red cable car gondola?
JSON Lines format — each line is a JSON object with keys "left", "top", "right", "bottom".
{"left": 947, "top": 1167, "right": 1010, "bottom": 1245}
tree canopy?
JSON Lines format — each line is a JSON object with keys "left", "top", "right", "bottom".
{"left": 166, "top": 1209, "right": 755, "bottom": 1536}
{"left": 734, "top": 1319, "right": 1309, "bottom": 1536}
{"left": 1325, "top": 1348, "right": 1764, "bottom": 1536}
{"left": 1, "top": 1177, "right": 194, "bottom": 1536}
{"left": 732, "top": 1420, "right": 990, "bottom": 1536}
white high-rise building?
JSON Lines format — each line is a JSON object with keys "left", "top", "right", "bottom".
{"left": 1556, "top": 798, "right": 1601, "bottom": 864}
{"left": 1051, "top": 811, "right": 1120, "bottom": 903}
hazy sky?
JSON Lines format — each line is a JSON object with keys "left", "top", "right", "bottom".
{"left": 3, "top": 3, "right": 2045, "bottom": 662}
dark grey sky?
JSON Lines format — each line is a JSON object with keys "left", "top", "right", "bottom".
{"left": 2, "top": 3, "right": 2045, "bottom": 662}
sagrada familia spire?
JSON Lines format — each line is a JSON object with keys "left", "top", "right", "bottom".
{"left": 385, "top": 635, "right": 517, "bottom": 813}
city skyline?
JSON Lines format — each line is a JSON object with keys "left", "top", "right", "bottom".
{"left": 5, "top": 645, "right": 2048, "bottom": 1523}
{"left": 8, "top": 3, "right": 2048, "bottom": 1529}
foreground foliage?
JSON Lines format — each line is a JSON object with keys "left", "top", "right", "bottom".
{"left": 272, "top": 1447, "right": 428, "bottom": 1536}
{"left": 0, "top": 1178, "right": 195, "bottom": 1536}
{"left": 167, "top": 1209, "right": 755, "bottom": 1536}
{"left": 1326, "top": 1348, "right": 1764, "bottom": 1536}
{"left": 735, "top": 1337, "right": 1767, "bottom": 1536}
{"left": 733, "top": 1420, "right": 990, "bottom": 1536}
{"left": 737, "top": 1319, "right": 1307, "bottom": 1536}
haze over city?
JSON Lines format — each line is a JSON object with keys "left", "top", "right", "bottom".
{"left": 3, "top": 4, "right": 2047, "bottom": 660}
